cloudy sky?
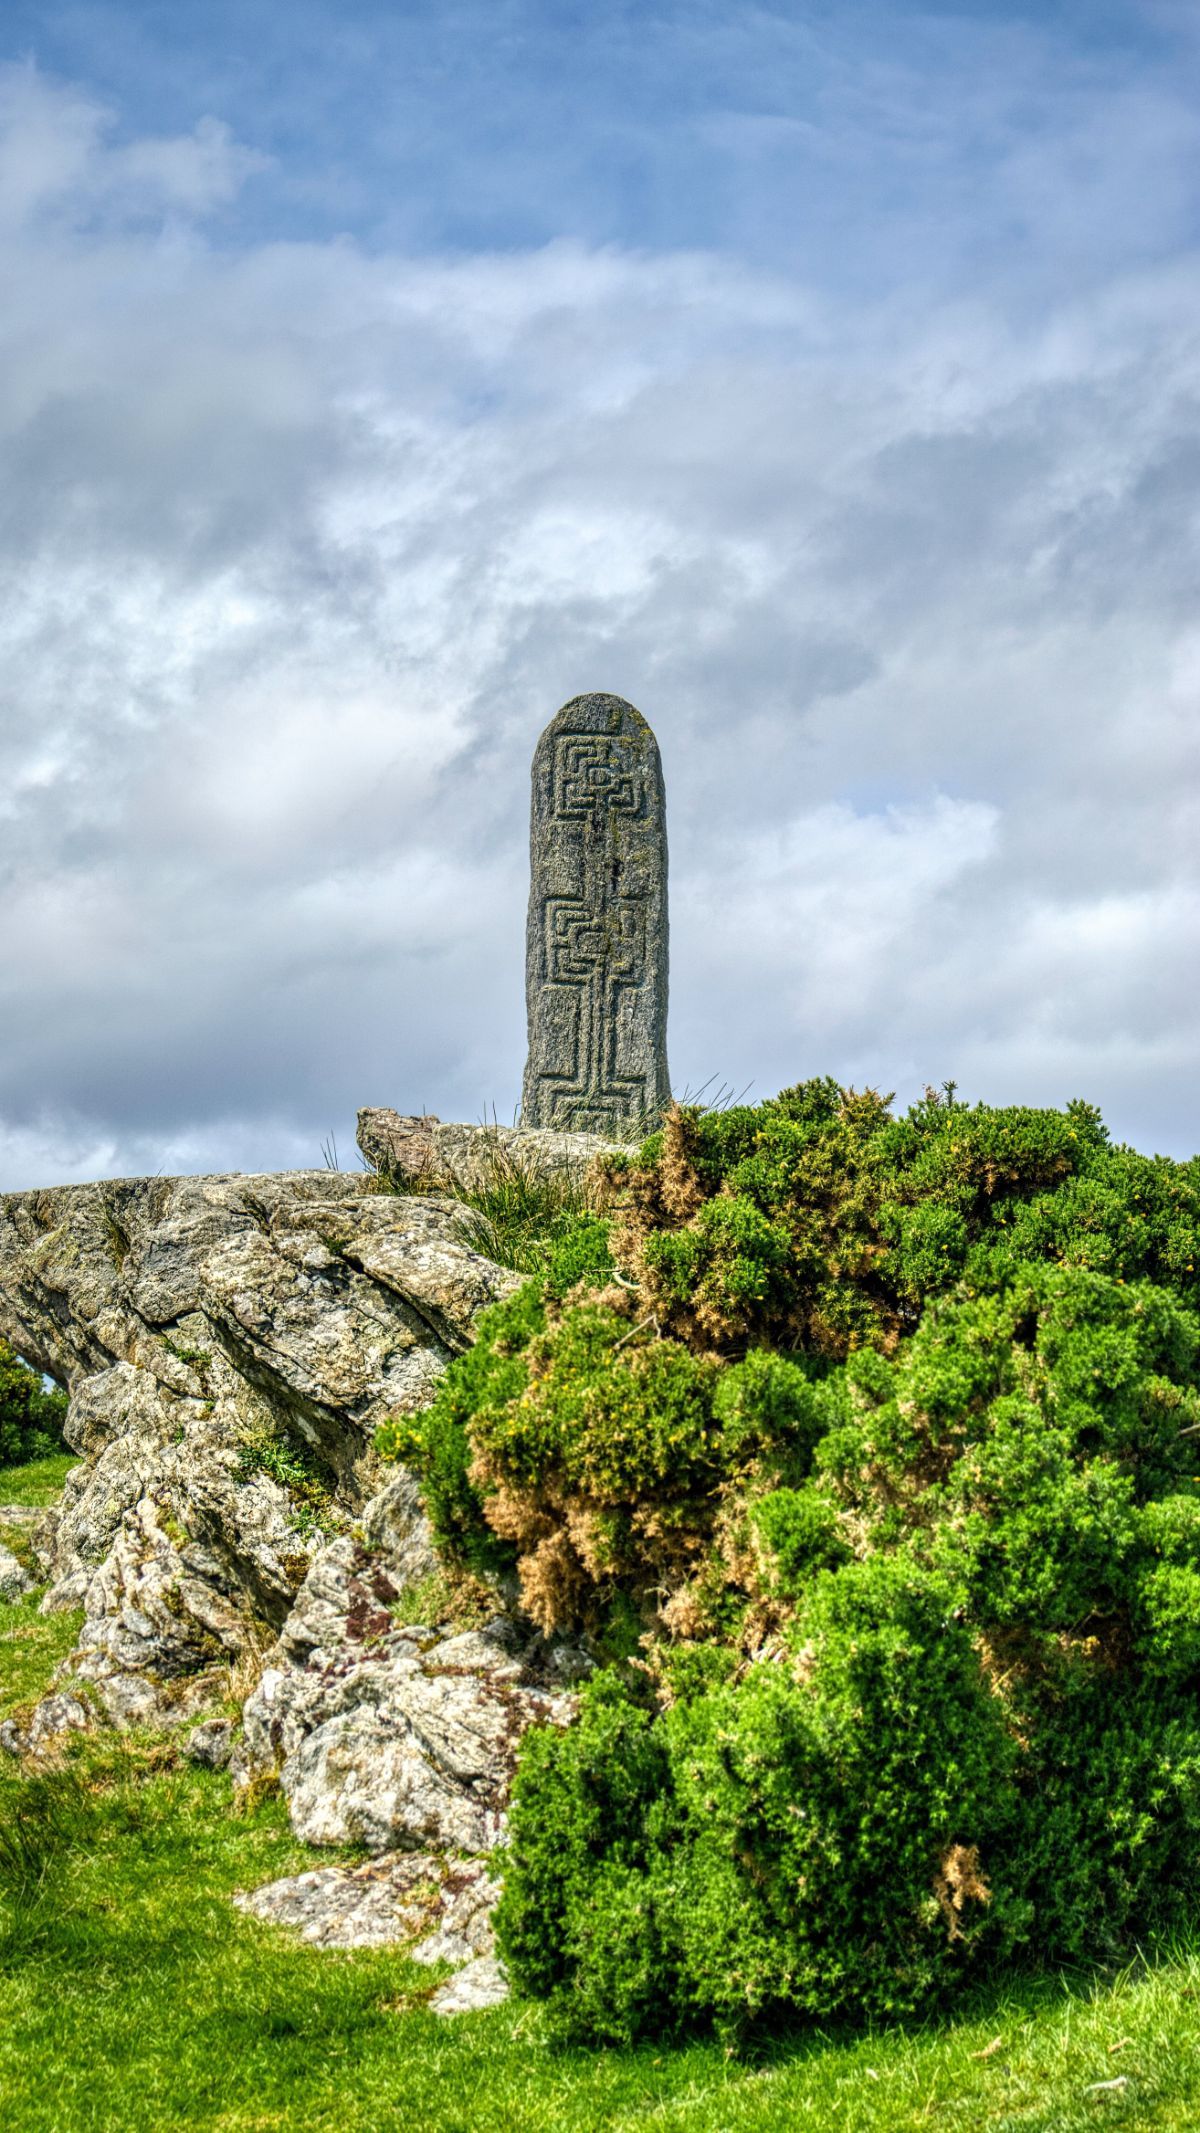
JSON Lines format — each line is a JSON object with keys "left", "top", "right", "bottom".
{"left": 1, "top": 0, "right": 1198, "bottom": 1186}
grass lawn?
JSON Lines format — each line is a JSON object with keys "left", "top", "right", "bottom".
{"left": 0, "top": 1451, "right": 77, "bottom": 1507}
{"left": 4, "top": 1459, "right": 1200, "bottom": 2131}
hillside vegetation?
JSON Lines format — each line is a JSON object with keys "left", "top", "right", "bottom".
{"left": 7, "top": 1081, "right": 1200, "bottom": 2128}
{"left": 0, "top": 1341, "right": 68, "bottom": 1470}
{"left": 381, "top": 1081, "right": 1200, "bottom": 2044}
{"left": 3, "top": 1547, "right": 1200, "bottom": 2133}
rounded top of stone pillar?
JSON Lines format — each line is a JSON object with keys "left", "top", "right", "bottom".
{"left": 535, "top": 692, "right": 657, "bottom": 748}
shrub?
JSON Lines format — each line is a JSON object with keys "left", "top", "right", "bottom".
{"left": 383, "top": 1082, "right": 1200, "bottom": 2039}
{"left": 0, "top": 1342, "right": 68, "bottom": 1469}
{"left": 600, "top": 1082, "right": 1198, "bottom": 1358}
{"left": 498, "top": 1559, "right": 1026, "bottom": 2041}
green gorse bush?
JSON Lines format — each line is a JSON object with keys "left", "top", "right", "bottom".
{"left": 379, "top": 1080, "right": 1200, "bottom": 2042}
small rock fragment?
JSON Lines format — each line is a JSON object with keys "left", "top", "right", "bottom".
{"left": 25, "top": 1692, "right": 93, "bottom": 1752}
{"left": 429, "top": 1955, "right": 509, "bottom": 2016}
{"left": 547, "top": 1642, "right": 595, "bottom": 1685}
{"left": 0, "top": 1543, "right": 30, "bottom": 1602}
{"left": 185, "top": 1718, "right": 234, "bottom": 1769}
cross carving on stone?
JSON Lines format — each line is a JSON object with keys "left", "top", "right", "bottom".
{"left": 521, "top": 694, "right": 670, "bottom": 1136}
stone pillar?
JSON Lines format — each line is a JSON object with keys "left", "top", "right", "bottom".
{"left": 521, "top": 693, "right": 670, "bottom": 1137}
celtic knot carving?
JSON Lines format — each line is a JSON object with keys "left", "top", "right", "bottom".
{"left": 553, "top": 735, "right": 645, "bottom": 821}
{"left": 523, "top": 695, "right": 670, "bottom": 1136}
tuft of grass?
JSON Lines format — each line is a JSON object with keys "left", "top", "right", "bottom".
{"left": 375, "top": 1133, "right": 602, "bottom": 1279}
{"left": 387, "top": 1566, "right": 494, "bottom": 1633}
{"left": 233, "top": 1428, "right": 339, "bottom": 1541}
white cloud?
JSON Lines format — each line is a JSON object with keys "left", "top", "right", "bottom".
{"left": 108, "top": 115, "right": 269, "bottom": 216}
{"left": 0, "top": 63, "right": 102, "bottom": 227}
{"left": 0, "top": 64, "right": 268, "bottom": 232}
{"left": 0, "top": 56, "right": 1199, "bottom": 1187}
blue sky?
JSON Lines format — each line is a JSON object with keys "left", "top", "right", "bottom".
{"left": 5, "top": 1, "right": 1189, "bottom": 268}
{"left": 0, "top": 0, "right": 1188, "bottom": 280}
{"left": 1, "top": 0, "right": 1199, "bottom": 1181}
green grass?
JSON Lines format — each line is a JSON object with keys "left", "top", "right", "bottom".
{"left": 1, "top": 1732, "right": 1200, "bottom": 2133}
{"left": 0, "top": 1452, "right": 77, "bottom": 1580}
{"left": 0, "top": 1593, "right": 83, "bottom": 1721}
{"left": 6, "top": 1481, "right": 1200, "bottom": 2126}
{"left": 0, "top": 1451, "right": 76, "bottom": 1506}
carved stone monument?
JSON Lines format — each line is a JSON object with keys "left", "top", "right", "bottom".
{"left": 521, "top": 693, "right": 670, "bottom": 1136}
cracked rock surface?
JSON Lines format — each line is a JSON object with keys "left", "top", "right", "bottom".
{"left": 230, "top": 1520, "right": 584, "bottom": 2015}
{"left": 0, "top": 1168, "right": 518, "bottom": 1725}
{"left": 235, "top": 1532, "right": 579, "bottom": 1855}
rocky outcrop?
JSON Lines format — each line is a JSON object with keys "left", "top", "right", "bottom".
{"left": 356, "top": 1109, "right": 617, "bottom": 1191}
{"left": 228, "top": 1518, "right": 584, "bottom": 2012}
{"left": 234, "top": 1528, "right": 581, "bottom": 1854}
{"left": 0, "top": 1141, "right": 603, "bottom": 2015}
{"left": 0, "top": 1168, "right": 519, "bottom": 1724}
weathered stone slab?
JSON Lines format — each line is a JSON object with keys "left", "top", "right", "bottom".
{"left": 521, "top": 693, "right": 670, "bottom": 1137}
{"left": 234, "top": 1851, "right": 442, "bottom": 1950}
{"left": 355, "top": 1110, "right": 619, "bottom": 1191}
